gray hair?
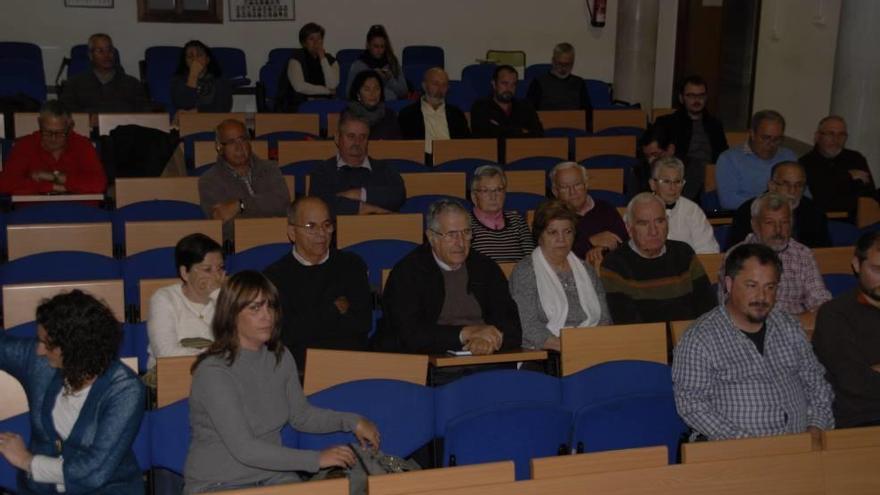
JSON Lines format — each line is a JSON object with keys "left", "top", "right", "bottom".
{"left": 751, "top": 109, "right": 786, "bottom": 133}
{"left": 426, "top": 198, "right": 469, "bottom": 232}
{"left": 650, "top": 156, "right": 685, "bottom": 179}
{"left": 750, "top": 191, "right": 792, "bottom": 219}
{"left": 817, "top": 114, "right": 846, "bottom": 130}
{"left": 470, "top": 164, "right": 507, "bottom": 191}
{"left": 553, "top": 42, "right": 575, "bottom": 58}
{"left": 549, "top": 161, "right": 588, "bottom": 189}
{"left": 625, "top": 192, "right": 666, "bottom": 225}
{"left": 38, "top": 100, "right": 72, "bottom": 127}
{"left": 338, "top": 110, "right": 371, "bottom": 134}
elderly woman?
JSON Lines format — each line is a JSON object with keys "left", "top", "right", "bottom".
{"left": 346, "top": 70, "right": 401, "bottom": 140}
{"left": 345, "top": 25, "right": 408, "bottom": 101}
{"left": 184, "top": 271, "right": 380, "bottom": 493}
{"left": 0, "top": 291, "right": 145, "bottom": 493}
{"left": 276, "top": 22, "right": 339, "bottom": 111}
{"left": 469, "top": 164, "right": 535, "bottom": 262}
{"left": 509, "top": 200, "right": 611, "bottom": 351}
{"left": 170, "top": 40, "right": 233, "bottom": 113}
{"left": 147, "top": 233, "right": 225, "bottom": 371}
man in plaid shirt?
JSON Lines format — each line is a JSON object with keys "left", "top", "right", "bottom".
{"left": 673, "top": 243, "right": 834, "bottom": 441}
{"left": 719, "top": 192, "right": 831, "bottom": 322}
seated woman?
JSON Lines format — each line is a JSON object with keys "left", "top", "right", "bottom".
{"left": 276, "top": 22, "right": 339, "bottom": 112}
{"left": 0, "top": 290, "right": 145, "bottom": 493}
{"left": 509, "top": 200, "right": 611, "bottom": 351}
{"left": 469, "top": 164, "right": 535, "bottom": 262}
{"left": 184, "top": 271, "right": 380, "bottom": 493}
{"left": 171, "top": 40, "right": 233, "bottom": 113}
{"left": 345, "top": 25, "right": 408, "bottom": 101}
{"left": 346, "top": 70, "right": 401, "bottom": 140}
{"left": 147, "top": 233, "right": 224, "bottom": 371}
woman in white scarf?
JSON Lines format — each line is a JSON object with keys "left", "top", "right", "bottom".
{"left": 510, "top": 200, "right": 611, "bottom": 350}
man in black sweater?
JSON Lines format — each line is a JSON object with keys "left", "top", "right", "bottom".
{"left": 470, "top": 65, "right": 543, "bottom": 139}
{"left": 264, "top": 196, "right": 373, "bottom": 370}
{"left": 526, "top": 42, "right": 592, "bottom": 127}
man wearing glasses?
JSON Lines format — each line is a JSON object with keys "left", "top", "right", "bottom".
{"left": 525, "top": 43, "right": 592, "bottom": 128}
{"left": 379, "top": 199, "right": 522, "bottom": 371}
{"left": 264, "top": 196, "right": 371, "bottom": 370}
{"left": 716, "top": 109, "right": 797, "bottom": 211}
{"left": 198, "top": 119, "right": 290, "bottom": 240}
{"left": 0, "top": 101, "right": 105, "bottom": 195}
{"left": 649, "top": 157, "right": 718, "bottom": 253}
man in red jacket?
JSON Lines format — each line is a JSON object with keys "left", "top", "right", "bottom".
{"left": 0, "top": 100, "right": 106, "bottom": 195}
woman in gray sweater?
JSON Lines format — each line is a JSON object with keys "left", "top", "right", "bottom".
{"left": 184, "top": 271, "right": 380, "bottom": 493}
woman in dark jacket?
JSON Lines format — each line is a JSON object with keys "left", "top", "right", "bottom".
{"left": 171, "top": 40, "right": 233, "bottom": 113}
{"left": 346, "top": 70, "right": 401, "bottom": 140}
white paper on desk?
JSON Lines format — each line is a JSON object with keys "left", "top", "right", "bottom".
{"left": 446, "top": 350, "right": 473, "bottom": 356}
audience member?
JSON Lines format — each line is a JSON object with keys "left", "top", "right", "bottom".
{"left": 550, "top": 161, "right": 628, "bottom": 262}
{"left": 0, "top": 100, "right": 106, "bottom": 195}
{"left": 510, "top": 200, "right": 611, "bottom": 351}
{"left": 276, "top": 22, "right": 338, "bottom": 111}
{"left": 636, "top": 124, "right": 677, "bottom": 193}
{"left": 198, "top": 119, "right": 290, "bottom": 240}
{"left": 471, "top": 65, "right": 543, "bottom": 139}
{"left": 653, "top": 75, "right": 728, "bottom": 200}
{"left": 720, "top": 192, "right": 831, "bottom": 322}
{"left": 0, "top": 291, "right": 145, "bottom": 493}
{"left": 398, "top": 67, "right": 470, "bottom": 155}
{"left": 601, "top": 193, "right": 715, "bottom": 324}
{"left": 673, "top": 243, "right": 834, "bottom": 441}
{"left": 526, "top": 43, "right": 591, "bottom": 123}
{"left": 309, "top": 112, "right": 405, "bottom": 215}
{"left": 813, "top": 231, "right": 880, "bottom": 428}
{"left": 800, "top": 115, "right": 877, "bottom": 215}
{"left": 147, "top": 233, "right": 224, "bottom": 371}
{"left": 729, "top": 161, "right": 831, "bottom": 248}
{"left": 649, "top": 157, "right": 718, "bottom": 253}
{"left": 345, "top": 24, "right": 408, "bottom": 101}
{"left": 346, "top": 70, "right": 402, "bottom": 140}
{"left": 264, "top": 197, "right": 372, "bottom": 370}
{"left": 185, "top": 271, "right": 379, "bottom": 493}
{"left": 716, "top": 110, "right": 797, "bottom": 210}
{"left": 170, "top": 40, "right": 233, "bottom": 113}
{"left": 469, "top": 164, "right": 535, "bottom": 262}
{"left": 60, "top": 33, "right": 150, "bottom": 116}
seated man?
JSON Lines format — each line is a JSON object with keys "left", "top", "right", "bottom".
{"left": 649, "top": 157, "right": 719, "bottom": 253}
{"left": 0, "top": 100, "right": 106, "bottom": 195}
{"left": 309, "top": 112, "right": 406, "bottom": 215}
{"left": 550, "top": 161, "right": 628, "bottom": 262}
{"left": 716, "top": 109, "right": 797, "bottom": 210}
{"left": 600, "top": 192, "right": 716, "bottom": 324}
{"left": 813, "top": 231, "right": 880, "bottom": 428}
{"left": 526, "top": 43, "right": 591, "bottom": 123}
{"left": 673, "top": 243, "right": 834, "bottom": 441}
{"left": 264, "top": 196, "right": 372, "bottom": 370}
{"left": 198, "top": 119, "right": 290, "bottom": 240}
{"left": 729, "top": 161, "right": 831, "bottom": 248}
{"left": 470, "top": 65, "right": 543, "bottom": 139}
{"left": 721, "top": 192, "right": 831, "bottom": 322}
{"left": 635, "top": 124, "right": 677, "bottom": 193}
{"left": 381, "top": 199, "right": 522, "bottom": 357}
{"left": 60, "top": 33, "right": 150, "bottom": 116}
{"left": 800, "top": 115, "right": 877, "bottom": 216}
{"left": 398, "top": 67, "right": 470, "bottom": 155}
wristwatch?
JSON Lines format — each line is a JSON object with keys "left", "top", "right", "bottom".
{"left": 52, "top": 170, "right": 62, "bottom": 184}
{"left": 239, "top": 198, "right": 245, "bottom": 214}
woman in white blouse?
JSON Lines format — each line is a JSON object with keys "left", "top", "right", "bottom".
{"left": 147, "top": 233, "right": 224, "bottom": 369}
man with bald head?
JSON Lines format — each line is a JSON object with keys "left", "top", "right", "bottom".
{"left": 198, "top": 119, "right": 290, "bottom": 239}
{"left": 398, "top": 67, "right": 470, "bottom": 156}
{"left": 264, "top": 196, "right": 372, "bottom": 369}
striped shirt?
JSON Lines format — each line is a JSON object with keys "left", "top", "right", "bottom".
{"left": 469, "top": 211, "right": 535, "bottom": 263}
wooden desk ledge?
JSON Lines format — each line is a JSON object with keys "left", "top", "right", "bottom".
{"left": 429, "top": 349, "right": 548, "bottom": 367}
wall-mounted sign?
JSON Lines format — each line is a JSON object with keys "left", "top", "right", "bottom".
{"left": 229, "top": 0, "right": 294, "bottom": 21}
{"left": 65, "top": 0, "right": 114, "bottom": 7}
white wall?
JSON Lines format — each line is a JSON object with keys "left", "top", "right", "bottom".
{"left": 752, "top": 0, "right": 841, "bottom": 143}
{"left": 653, "top": 0, "right": 678, "bottom": 108}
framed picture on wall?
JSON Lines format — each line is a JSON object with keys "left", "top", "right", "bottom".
{"left": 65, "top": 0, "right": 114, "bottom": 7}
{"left": 229, "top": 0, "right": 294, "bottom": 22}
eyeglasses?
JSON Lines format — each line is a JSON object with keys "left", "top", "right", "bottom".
{"left": 654, "top": 178, "right": 686, "bottom": 187}
{"left": 291, "top": 221, "right": 335, "bottom": 235}
{"left": 40, "top": 128, "right": 69, "bottom": 139}
{"left": 220, "top": 136, "right": 249, "bottom": 147}
{"left": 818, "top": 131, "right": 848, "bottom": 138}
{"left": 474, "top": 187, "right": 506, "bottom": 196}
{"left": 555, "top": 182, "right": 586, "bottom": 194}
{"left": 771, "top": 180, "right": 805, "bottom": 190}
{"left": 683, "top": 92, "right": 707, "bottom": 100}
{"left": 756, "top": 134, "right": 783, "bottom": 144}
{"left": 430, "top": 228, "right": 473, "bottom": 242}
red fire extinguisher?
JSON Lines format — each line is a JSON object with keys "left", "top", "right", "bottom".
{"left": 588, "top": 0, "right": 607, "bottom": 27}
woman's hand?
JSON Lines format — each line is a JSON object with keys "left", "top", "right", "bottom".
{"left": 354, "top": 418, "right": 380, "bottom": 452}
{"left": 318, "top": 445, "right": 355, "bottom": 469}
{"left": 0, "top": 432, "right": 33, "bottom": 471}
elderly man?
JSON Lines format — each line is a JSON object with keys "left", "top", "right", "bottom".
{"left": 0, "top": 101, "right": 106, "bottom": 195}
{"left": 674, "top": 243, "right": 834, "bottom": 442}
{"left": 721, "top": 192, "right": 831, "bottom": 322}
{"left": 468, "top": 164, "right": 535, "bottom": 262}
{"left": 813, "top": 231, "right": 880, "bottom": 428}
{"left": 60, "top": 33, "right": 150, "bottom": 116}
{"left": 471, "top": 65, "right": 543, "bottom": 139}
{"left": 398, "top": 67, "right": 470, "bottom": 155}
{"left": 649, "top": 157, "right": 718, "bottom": 253}
{"left": 309, "top": 112, "right": 406, "bottom": 215}
{"left": 716, "top": 110, "right": 797, "bottom": 210}
{"left": 198, "top": 119, "right": 290, "bottom": 240}
{"left": 381, "top": 199, "right": 522, "bottom": 360}
{"left": 264, "top": 196, "right": 372, "bottom": 369}
{"left": 550, "top": 161, "right": 628, "bottom": 262}
{"left": 654, "top": 75, "right": 728, "bottom": 201}
{"left": 729, "top": 161, "right": 831, "bottom": 248}
{"left": 800, "top": 115, "right": 877, "bottom": 215}
{"left": 526, "top": 43, "right": 591, "bottom": 122}
{"left": 600, "top": 192, "right": 715, "bottom": 324}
